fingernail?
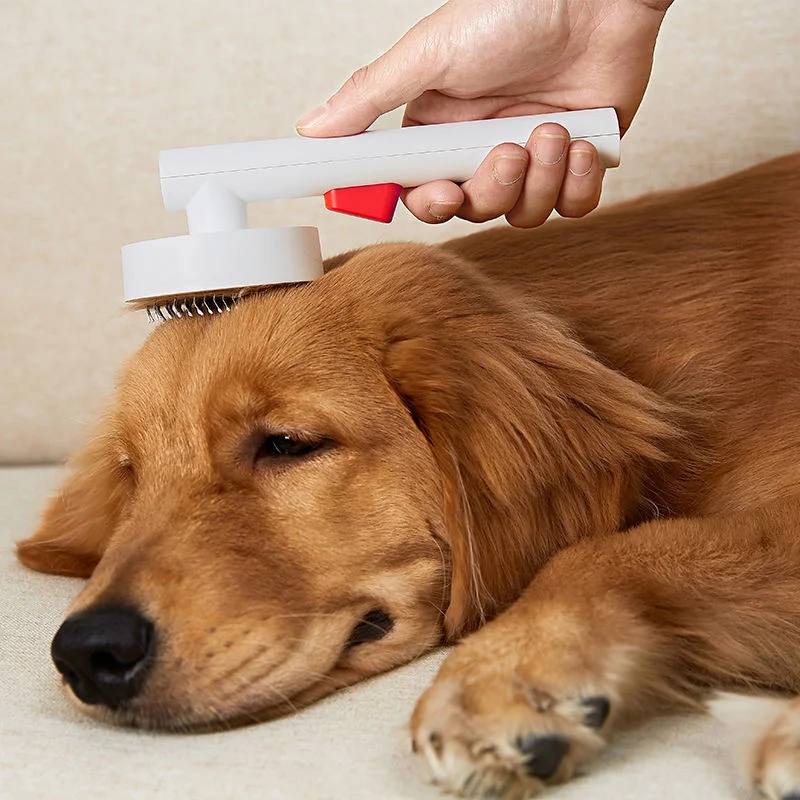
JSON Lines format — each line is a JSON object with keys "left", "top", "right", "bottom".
{"left": 428, "top": 201, "right": 460, "bottom": 220}
{"left": 296, "top": 103, "right": 329, "bottom": 131}
{"left": 533, "top": 133, "right": 568, "bottom": 166}
{"left": 568, "top": 148, "right": 594, "bottom": 177}
{"left": 492, "top": 155, "right": 527, "bottom": 186}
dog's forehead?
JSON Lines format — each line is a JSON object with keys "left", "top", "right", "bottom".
{"left": 133, "top": 288, "right": 360, "bottom": 374}
{"left": 117, "top": 287, "right": 389, "bottom": 443}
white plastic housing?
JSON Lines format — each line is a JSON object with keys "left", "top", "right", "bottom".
{"left": 122, "top": 108, "right": 621, "bottom": 306}
{"left": 122, "top": 227, "right": 323, "bottom": 303}
{"left": 160, "top": 108, "right": 619, "bottom": 209}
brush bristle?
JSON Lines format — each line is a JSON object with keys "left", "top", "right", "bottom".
{"left": 143, "top": 294, "right": 240, "bottom": 322}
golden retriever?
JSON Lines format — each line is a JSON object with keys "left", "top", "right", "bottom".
{"left": 17, "top": 153, "right": 800, "bottom": 799}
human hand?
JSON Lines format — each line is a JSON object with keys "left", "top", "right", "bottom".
{"left": 297, "top": 0, "right": 670, "bottom": 227}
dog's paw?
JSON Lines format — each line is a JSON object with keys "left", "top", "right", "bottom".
{"left": 711, "top": 692, "right": 800, "bottom": 800}
{"left": 411, "top": 647, "right": 616, "bottom": 797}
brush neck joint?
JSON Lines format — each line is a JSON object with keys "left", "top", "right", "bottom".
{"left": 186, "top": 181, "right": 247, "bottom": 234}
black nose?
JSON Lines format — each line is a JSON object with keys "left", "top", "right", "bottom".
{"left": 51, "top": 605, "right": 155, "bottom": 709}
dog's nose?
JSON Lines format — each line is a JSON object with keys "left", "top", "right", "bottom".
{"left": 50, "top": 605, "right": 155, "bottom": 709}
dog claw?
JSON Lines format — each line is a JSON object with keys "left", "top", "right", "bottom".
{"left": 579, "top": 695, "right": 611, "bottom": 729}
{"left": 515, "top": 734, "right": 570, "bottom": 780}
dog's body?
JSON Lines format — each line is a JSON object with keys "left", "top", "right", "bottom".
{"left": 18, "top": 154, "right": 800, "bottom": 798}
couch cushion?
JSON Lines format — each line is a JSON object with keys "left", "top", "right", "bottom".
{"left": 2, "top": 466, "right": 752, "bottom": 798}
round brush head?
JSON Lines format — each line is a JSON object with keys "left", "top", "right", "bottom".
{"left": 121, "top": 226, "right": 324, "bottom": 319}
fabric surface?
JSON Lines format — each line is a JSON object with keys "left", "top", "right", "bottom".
{"left": 2, "top": 466, "right": 754, "bottom": 799}
{"left": 2, "top": 0, "right": 799, "bottom": 462}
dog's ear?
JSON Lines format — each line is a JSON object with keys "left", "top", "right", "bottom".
{"left": 378, "top": 248, "right": 682, "bottom": 640}
{"left": 17, "top": 424, "right": 129, "bottom": 577}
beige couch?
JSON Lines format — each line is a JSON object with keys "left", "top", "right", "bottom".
{"left": 2, "top": 0, "right": 797, "bottom": 797}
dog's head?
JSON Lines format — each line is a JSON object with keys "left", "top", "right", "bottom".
{"left": 18, "top": 242, "right": 678, "bottom": 729}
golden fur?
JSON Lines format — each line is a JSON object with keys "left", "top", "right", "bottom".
{"left": 17, "top": 153, "right": 800, "bottom": 796}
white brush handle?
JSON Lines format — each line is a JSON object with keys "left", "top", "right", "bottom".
{"left": 160, "top": 108, "right": 619, "bottom": 211}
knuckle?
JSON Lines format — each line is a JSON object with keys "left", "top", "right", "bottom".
{"left": 345, "top": 65, "right": 383, "bottom": 116}
{"left": 347, "top": 65, "right": 371, "bottom": 94}
{"left": 460, "top": 193, "right": 510, "bottom": 224}
{"left": 558, "top": 189, "right": 601, "bottom": 219}
{"left": 506, "top": 207, "right": 550, "bottom": 229}
{"left": 457, "top": 205, "right": 495, "bottom": 224}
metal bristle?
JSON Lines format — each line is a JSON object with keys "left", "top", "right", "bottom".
{"left": 145, "top": 294, "right": 240, "bottom": 323}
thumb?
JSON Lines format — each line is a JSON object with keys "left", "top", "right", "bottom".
{"left": 296, "top": 28, "right": 435, "bottom": 137}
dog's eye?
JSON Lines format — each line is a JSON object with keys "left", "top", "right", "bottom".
{"left": 254, "top": 434, "right": 321, "bottom": 462}
{"left": 346, "top": 609, "right": 394, "bottom": 649}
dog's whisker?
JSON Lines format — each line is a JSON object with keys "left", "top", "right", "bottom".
{"left": 262, "top": 611, "right": 343, "bottom": 623}
{"left": 422, "top": 598, "right": 448, "bottom": 620}
{"left": 198, "top": 648, "right": 275, "bottom": 695}
{"left": 283, "top": 666, "right": 348, "bottom": 690}
{"left": 191, "top": 618, "right": 358, "bottom": 704}
{"left": 217, "top": 667, "right": 302, "bottom": 713}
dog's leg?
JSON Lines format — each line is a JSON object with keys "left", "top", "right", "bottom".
{"left": 412, "top": 496, "right": 800, "bottom": 798}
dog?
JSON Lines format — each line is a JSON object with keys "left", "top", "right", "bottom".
{"left": 17, "top": 153, "right": 800, "bottom": 798}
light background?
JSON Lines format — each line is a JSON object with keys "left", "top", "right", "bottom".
{"left": 2, "top": 0, "right": 798, "bottom": 462}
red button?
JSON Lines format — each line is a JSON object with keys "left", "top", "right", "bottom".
{"left": 323, "top": 183, "right": 403, "bottom": 223}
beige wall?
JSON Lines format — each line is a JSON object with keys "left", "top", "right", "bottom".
{"left": 2, "top": 0, "right": 798, "bottom": 463}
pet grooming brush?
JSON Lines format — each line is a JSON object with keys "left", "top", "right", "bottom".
{"left": 121, "top": 108, "right": 620, "bottom": 320}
